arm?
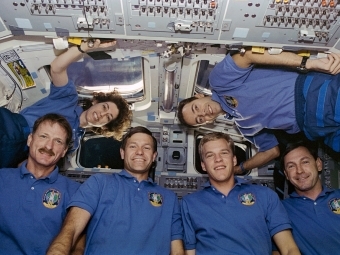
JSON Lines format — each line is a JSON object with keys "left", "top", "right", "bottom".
{"left": 234, "top": 146, "right": 280, "bottom": 174}
{"left": 70, "top": 231, "right": 86, "bottom": 255}
{"left": 232, "top": 49, "right": 340, "bottom": 74}
{"left": 46, "top": 207, "right": 91, "bottom": 255}
{"left": 170, "top": 239, "right": 184, "bottom": 255}
{"left": 185, "top": 250, "right": 196, "bottom": 255}
{"left": 50, "top": 39, "right": 116, "bottom": 87}
{"left": 273, "top": 230, "right": 301, "bottom": 255}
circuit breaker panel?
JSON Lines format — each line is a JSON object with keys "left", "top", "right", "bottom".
{"left": 1, "top": 0, "right": 340, "bottom": 51}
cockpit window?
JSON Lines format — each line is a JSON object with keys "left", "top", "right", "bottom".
{"left": 195, "top": 60, "right": 214, "bottom": 95}
{"left": 67, "top": 55, "right": 144, "bottom": 101}
{"left": 77, "top": 134, "right": 124, "bottom": 169}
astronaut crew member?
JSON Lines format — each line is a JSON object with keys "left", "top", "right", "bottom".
{"left": 273, "top": 141, "right": 340, "bottom": 255}
{"left": 0, "top": 113, "right": 82, "bottom": 254}
{"left": 47, "top": 126, "right": 184, "bottom": 255}
{"left": 181, "top": 132, "right": 300, "bottom": 255}
{"left": 0, "top": 39, "right": 131, "bottom": 168}
{"left": 178, "top": 50, "right": 340, "bottom": 175}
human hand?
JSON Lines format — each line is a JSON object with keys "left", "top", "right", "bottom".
{"left": 80, "top": 39, "right": 116, "bottom": 52}
{"left": 307, "top": 52, "right": 340, "bottom": 75}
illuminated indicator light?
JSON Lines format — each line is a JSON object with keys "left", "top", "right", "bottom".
{"left": 276, "top": 0, "right": 281, "bottom": 3}
{"left": 330, "top": 0, "right": 335, "bottom": 6}
{"left": 210, "top": 1, "right": 216, "bottom": 8}
{"left": 322, "top": 0, "right": 327, "bottom": 6}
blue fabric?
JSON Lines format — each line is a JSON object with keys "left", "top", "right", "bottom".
{"left": 0, "top": 108, "right": 30, "bottom": 167}
{"left": 0, "top": 80, "right": 83, "bottom": 168}
{"left": 181, "top": 177, "right": 291, "bottom": 255}
{"left": 295, "top": 72, "right": 340, "bottom": 152}
{"left": 20, "top": 80, "right": 83, "bottom": 151}
{"left": 209, "top": 54, "right": 300, "bottom": 152}
{"left": 0, "top": 163, "right": 80, "bottom": 255}
{"left": 68, "top": 170, "right": 183, "bottom": 255}
{"left": 282, "top": 187, "right": 340, "bottom": 255}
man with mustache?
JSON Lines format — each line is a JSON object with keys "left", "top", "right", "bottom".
{"left": 47, "top": 126, "right": 184, "bottom": 255}
{"left": 0, "top": 113, "right": 82, "bottom": 254}
{"left": 273, "top": 141, "right": 340, "bottom": 255}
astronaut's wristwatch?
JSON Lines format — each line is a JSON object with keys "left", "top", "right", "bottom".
{"left": 297, "top": 56, "right": 309, "bottom": 73}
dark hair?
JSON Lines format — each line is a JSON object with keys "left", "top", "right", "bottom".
{"left": 177, "top": 96, "right": 199, "bottom": 128}
{"left": 280, "top": 141, "right": 319, "bottom": 170}
{"left": 198, "top": 132, "right": 235, "bottom": 162}
{"left": 33, "top": 113, "right": 73, "bottom": 149}
{"left": 120, "top": 126, "right": 157, "bottom": 153}
{"left": 81, "top": 91, "right": 132, "bottom": 140}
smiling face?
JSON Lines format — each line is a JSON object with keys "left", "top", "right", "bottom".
{"left": 200, "top": 138, "right": 237, "bottom": 187}
{"left": 120, "top": 132, "right": 157, "bottom": 181}
{"left": 27, "top": 121, "right": 68, "bottom": 172}
{"left": 284, "top": 146, "right": 322, "bottom": 197}
{"left": 81, "top": 101, "right": 119, "bottom": 128}
{"left": 181, "top": 96, "right": 223, "bottom": 126}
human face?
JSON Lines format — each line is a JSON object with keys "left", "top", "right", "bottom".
{"left": 120, "top": 133, "right": 157, "bottom": 181}
{"left": 182, "top": 96, "right": 224, "bottom": 126}
{"left": 201, "top": 138, "right": 237, "bottom": 187}
{"left": 284, "top": 146, "right": 322, "bottom": 196}
{"left": 83, "top": 102, "right": 119, "bottom": 127}
{"left": 27, "top": 121, "right": 68, "bottom": 170}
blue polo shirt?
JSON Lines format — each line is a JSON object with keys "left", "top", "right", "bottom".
{"left": 68, "top": 170, "right": 183, "bottom": 255}
{"left": 20, "top": 80, "right": 83, "bottom": 151}
{"left": 282, "top": 187, "right": 340, "bottom": 255}
{"left": 209, "top": 54, "right": 300, "bottom": 152}
{"left": 0, "top": 163, "right": 80, "bottom": 255}
{"left": 181, "top": 178, "right": 291, "bottom": 255}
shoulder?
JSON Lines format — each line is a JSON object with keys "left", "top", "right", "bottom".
{"left": 238, "top": 183, "right": 279, "bottom": 200}
{"left": 0, "top": 168, "right": 18, "bottom": 175}
{"left": 57, "top": 174, "right": 81, "bottom": 190}
{"left": 282, "top": 196, "right": 293, "bottom": 207}
{"left": 182, "top": 189, "right": 206, "bottom": 203}
{"left": 332, "top": 189, "right": 340, "bottom": 196}
{"left": 86, "top": 172, "right": 115, "bottom": 185}
{"left": 0, "top": 169, "right": 18, "bottom": 189}
{"left": 50, "top": 79, "right": 77, "bottom": 95}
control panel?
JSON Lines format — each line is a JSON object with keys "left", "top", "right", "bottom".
{"left": 1, "top": 0, "right": 340, "bottom": 51}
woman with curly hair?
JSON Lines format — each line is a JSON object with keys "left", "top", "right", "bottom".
{"left": 80, "top": 91, "right": 132, "bottom": 141}
{"left": 0, "top": 39, "right": 132, "bottom": 168}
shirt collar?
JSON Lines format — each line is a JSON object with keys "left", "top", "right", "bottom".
{"left": 211, "top": 92, "right": 238, "bottom": 119}
{"left": 119, "top": 169, "right": 156, "bottom": 185}
{"left": 289, "top": 185, "right": 334, "bottom": 199}
{"left": 19, "top": 162, "right": 59, "bottom": 184}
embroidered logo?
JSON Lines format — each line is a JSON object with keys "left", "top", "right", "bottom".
{"left": 149, "top": 192, "right": 163, "bottom": 207}
{"left": 223, "top": 95, "right": 238, "bottom": 108}
{"left": 328, "top": 198, "right": 340, "bottom": 214}
{"left": 42, "top": 189, "right": 61, "bottom": 209}
{"left": 239, "top": 193, "right": 256, "bottom": 206}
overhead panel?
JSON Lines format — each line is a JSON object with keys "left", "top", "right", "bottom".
{"left": 0, "top": 0, "right": 339, "bottom": 50}
{"left": 0, "top": 0, "right": 125, "bottom": 36}
{"left": 123, "top": 0, "right": 225, "bottom": 40}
